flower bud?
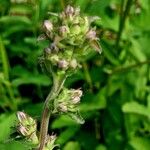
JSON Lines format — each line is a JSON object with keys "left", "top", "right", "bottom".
{"left": 18, "top": 125, "right": 29, "bottom": 136}
{"left": 44, "top": 134, "right": 58, "bottom": 150}
{"left": 43, "top": 20, "right": 53, "bottom": 32}
{"left": 59, "top": 26, "right": 69, "bottom": 37}
{"left": 70, "top": 59, "right": 78, "bottom": 69}
{"left": 71, "top": 89, "right": 82, "bottom": 104}
{"left": 17, "top": 111, "right": 26, "bottom": 122}
{"left": 58, "top": 59, "right": 69, "bottom": 69}
{"left": 65, "top": 5, "right": 74, "bottom": 17}
{"left": 86, "top": 29, "right": 97, "bottom": 40}
{"left": 58, "top": 102, "right": 68, "bottom": 112}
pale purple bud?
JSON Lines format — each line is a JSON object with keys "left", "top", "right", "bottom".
{"left": 58, "top": 60, "right": 69, "bottom": 69}
{"left": 18, "top": 125, "right": 29, "bottom": 136}
{"left": 59, "top": 26, "right": 69, "bottom": 36}
{"left": 71, "top": 89, "right": 82, "bottom": 104}
{"left": 65, "top": 5, "right": 74, "bottom": 16}
{"left": 58, "top": 103, "right": 68, "bottom": 112}
{"left": 72, "top": 96, "right": 81, "bottom": 104}
{"left": 86, "top": 29, "right": 97, "bottom": 40}
{"left": 43, "top": 20, "right": 53, "bottom": 32}
{"left": 70, "top": 59, "right": 78, "bottom": 69}
{"left": 17, "top": 111, "right": 27, "bottom": 122}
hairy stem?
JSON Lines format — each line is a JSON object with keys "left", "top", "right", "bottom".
{"left": 38, "top": 75, "right": 66, "bottom": 150}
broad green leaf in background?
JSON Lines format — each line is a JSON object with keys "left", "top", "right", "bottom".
{"left": 0, "top": 113, "right": 16, "bottom": 142}
{"left": 122, "top": 101, "right": 150, "bottom": 118}
{"left": 63, "top": 141, "right": 81, "bottom": 150}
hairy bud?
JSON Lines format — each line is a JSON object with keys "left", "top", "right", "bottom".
{"left": 86, "top": 29, "right": 97, "bottom": 40}
{"left": 43, "top": 20, "right": 53, "bottom": 32}
{"left": 58, "top": 60, "right": 69, "bottom": 69}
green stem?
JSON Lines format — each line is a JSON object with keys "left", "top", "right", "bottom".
{"left": 109, "top": 60, "right": 150, "bottom": 75}
{"left": 116, "top": 0, "right": 133, "bottom": 50}
{"left": 38, "top": 75, "right": 66, "bottom": 150}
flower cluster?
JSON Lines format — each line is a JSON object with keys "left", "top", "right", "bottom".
{"left": 44, "top": 134, "right": 58, "bottom": 150}
{"left": 53, "top": 88, "right": 84, "bottom": 124}
{"left": 16, "top": 5, "right": 101, "bottom": 150}
{"left": 17, "top": 112, "right": 57, "bottom": 150}
{"left": 38, "top": 5, "right": 101, "bottom": 76}
{"left": 17, "top": 111, "right": 38, "bottom": 146}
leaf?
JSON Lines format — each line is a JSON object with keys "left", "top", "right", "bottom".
{"left": 0, "top": 141, "right": 27, "bottom": 150}
{"left": 0, "top": 113, "right": 16, "bottom": 142}
{"left": 12, "top": 74, "right": 50, "bottom": 86}
{"left": 122, "top": 101, "right": 150, "bottom": 118}
{"left": 96, "top": 144, "right": 107, "bottom": 150}
{"left": 0, "top": 37, "right": 9, "bottom": 79}
{"left": 80, "top": 88, "right": 106, "bottom": 111}
{"left": 57, "top": 127, "right": 79, "bottom": 145}
{"left": 52, "top": 116, "right": 77, "bottom": 129}
{"left": 63, "top": 141, "right": 81, "bottom": 150}
{"left": 68, "top": 111, "right": 85, "bottom": 124}
{"left": 129, "top": 137, "right": 150, "bottom": 150}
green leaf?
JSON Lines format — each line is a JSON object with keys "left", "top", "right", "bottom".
{"left": 0, "top": 141, "right": 27, "bottom": 150}
{"left": 80, "top": 88, "right": 106, "bottom": 111}
{"left": 122, "top": 101, "right": 150, "bottom": 118}
{"left": 57, "top": 127, "right": 79, "bottom": 145}
{"left": 63, "top": 141, "right": 81, "bottom": 150}
{"left": 129, "top": 137, "right": 150, "bottom": 150}
{"left": 0, "top": 113, "right": 16, "bottom": 142}
{"left": 52, "top": 116, "right": 77, "bottom": 129}
{"left": 96, "top": 144, "right": 107, "bottom": 150}
{"left": 12, "top": 74, "right": 50, "bottom": 86}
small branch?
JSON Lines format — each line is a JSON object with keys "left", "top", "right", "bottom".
{"left": 108, "top": 60, "right": 150, "bottom": 75}
{"left": 38, "top": 75, "right": 66, "bottom": 150}
{"left": 116, "top": 0, "right": 133, "bottom": 50}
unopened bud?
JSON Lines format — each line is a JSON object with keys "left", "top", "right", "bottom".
{"left": 65, "top": 5, "right": 74, "bottom": 17}
{"left": 43, "top": 20, "right": 53, "bottom": 32}
{"left": 72, "top": 96, "right": 81, "bottom": 104}
{"left": 71, "top": 89, "right": 82, "bottom": 104}
{"left": 17, "top": 111, "right": 26, "bottom": 122}
{"left": 58, "top": 103, "right": 68, "bottom": 112}
{"left": 59, "top": 26, "right": 69, "bottom": 36}
{"left": 18, "top": 125, "right": 29, "bottom": 136}
{"left": 86, "top": 29, "right": 97, "bottom": 40}
{"left": 45, "top": 134, "right": 57, "bottom": 150}
{"left": 70, "top": 59, "right": 78, "bottom": 69}
{"left": 58, "top": 60, "right": 69, "bottom": 69}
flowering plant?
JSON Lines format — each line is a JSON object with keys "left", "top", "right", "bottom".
{"left": 16, "top": 5, "right": 101, "bottom": 150}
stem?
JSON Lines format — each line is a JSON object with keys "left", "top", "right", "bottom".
{"left": 116, "top": 0, "right": 133, "bottom": 50}
{"left": 38, "top": 75, "right": 66, "bottom": 150}
{"left": 109, "top": 60, "right": 150, "bottom": 75}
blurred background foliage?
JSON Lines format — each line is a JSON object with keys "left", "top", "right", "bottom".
{"left": 0, "top": 0, "right": 150, "bottom": 149}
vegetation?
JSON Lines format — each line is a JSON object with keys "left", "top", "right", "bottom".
{"left": 0, "top": 0, "right": 150, "bottom": 150}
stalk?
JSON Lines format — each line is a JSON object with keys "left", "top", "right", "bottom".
{"left": 38, "top": 76, "right": 66, "bottom": 150}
